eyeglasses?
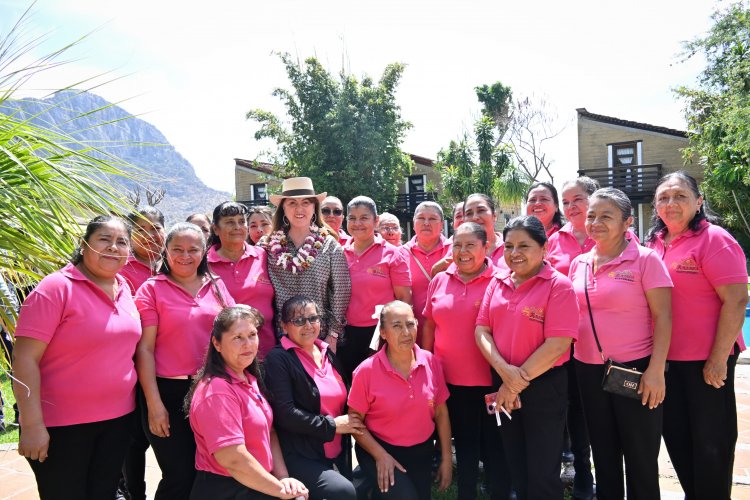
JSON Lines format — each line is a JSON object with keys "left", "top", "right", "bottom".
{"left": 322, "top": 208, "right": 344, "bottom": 216}
{"left": 379, "top": 225, "right": 401, "bottom": 233}
{"left": 289, "top": 315, "right": 322, "bottom": 327}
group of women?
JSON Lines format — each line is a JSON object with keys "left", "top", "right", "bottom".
{"left": 10, "top": 171, "right": 748, "bottom": 500}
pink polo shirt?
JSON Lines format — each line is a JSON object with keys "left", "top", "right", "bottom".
{"left": 547, "top": 223, "right": 640, "bottom": 276}
{"left": 119, "top": 254, "right": 154, "bottom": 296}
{"left": 338, "top": 229, "right": 351, "bottom": 246}
{"left": 646, "top": 221, "right": 748, "bottom": 360}
{"left": 135, "top": 274, "right": 235, "bottom": 377}
{"left": 348, "top": 345, "right": 449, "bottom": 446}
{"left": 280, "top": 336, "right": 347, "bottom": 458}
{"left": 208, "top": 244, "right": 276, "bottom": 358}
{"left": 569, "top": 239, "right": 673, "bottom": 365}
{"left": 15, "top": 264, "right": 141, "bottom": 427}
{"left": 403, "top": 235, "right": 452, "bottom": 342}
{"left": 344, "top": 236, "right": 411, "bottom": 327}
{"left": 423, "top": 260, "right": 495, "bottom": 386}
{"left": 476, "top": 263, "right": 579, "bottom": 368}
{"left": 190, "top": 370, "right": 274, "bottom": 476}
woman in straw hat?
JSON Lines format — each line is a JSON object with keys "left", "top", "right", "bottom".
{"left": 261, "top": 177, "right": 351, "bottom": 352}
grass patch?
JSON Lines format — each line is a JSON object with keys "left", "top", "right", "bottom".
{"left": 0, "top": 374, "right": 19, "bottom": 445}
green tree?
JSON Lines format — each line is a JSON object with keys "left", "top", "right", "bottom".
{"left": 436, "top": 82, "right": 530, "bottom": 208}
{"left": 676, "top": 2, "right": 750, "bottom": 248}
{"left": 0, "top": 7, "right": 133, "bottom": 361}
{"left": 247, "top": 53, "right": 413, "bottom": 210}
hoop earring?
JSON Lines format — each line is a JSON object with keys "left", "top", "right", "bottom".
{"left": 283, "top": 215, "right": 290, "bottom": 227}
{"left": 311, "top": 213, "right": 317, "bottom": 225}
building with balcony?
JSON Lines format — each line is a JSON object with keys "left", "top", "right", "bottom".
{"left": 576, "top": 108, "right": 699, "bottom": 239}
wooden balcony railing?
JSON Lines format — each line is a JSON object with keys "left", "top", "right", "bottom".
{"left": 577, "top": 163, "right": 662, "bottom": 202}
{"left": 393, "top": 191, "right": 438, "bottom": 218}
{"left": 238, "top": 199, "right": 271, "bottom": 208}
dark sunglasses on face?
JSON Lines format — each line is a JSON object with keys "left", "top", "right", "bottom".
{"left": 290, "top": 315, "right": 322, "bottom": 327}
{"left": 322, "top": 208, "right": 344, "bottom": 216}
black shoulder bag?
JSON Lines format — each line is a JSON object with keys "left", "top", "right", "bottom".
{"left": 584, "top": 263, "right": 643, "bottom": 399}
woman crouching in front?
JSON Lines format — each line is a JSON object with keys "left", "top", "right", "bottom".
{"left": 347, "top": 301, "right": 452, "bottom": 500}
{"left": 186, "top": 305, "right": 308, "bottom": 499}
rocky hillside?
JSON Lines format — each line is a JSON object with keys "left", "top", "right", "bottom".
{"left": 0, "top": 90, "right": 229, "bottom": 223}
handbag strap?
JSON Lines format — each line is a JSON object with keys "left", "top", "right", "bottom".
{"left": 583, "top": 263, "right": 606, "bottom": 362}
{"left": 208, "top": 273, "right": 228, "bottom": 309}
{"left": 409, "top": 247, "right": 433, "bottom": 282}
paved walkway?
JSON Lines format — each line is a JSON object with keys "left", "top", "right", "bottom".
{"left": 4, "top": 361, "right": 750, "bottom": 499}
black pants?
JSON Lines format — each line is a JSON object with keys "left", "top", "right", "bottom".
{"left": 355, "top": 437, "right": 433, "bottom": 500}
{"left": 564, "top": 359, "right": 594, "bottom": 498}
{"left": 338, "top": 325, "right": 376, "bottom": 381}
{"left": 663, "top": 353, "right": 738, "bottom": 500}
{"left": 446, "top": 384, "right": 511, "bottom": 500}
{"left": 190, "top": 470, "right": 277, "bottom": 500}
{"left": 27, "top": 412, "right": 132, "bottom": 500}
{"left": 141, "top": 377, "right": 196, "bottom": 500}
{"left": 122, "top": 386, "right": 151, "bottom": 500}
{"left": 284, "top": 452, "right": 356, "bottom": 500}
{"left": 575, "top": 357, "right": 662, "bottom": 500}
{"left": 496, "top": 366, "right": 567, "bottom": 500}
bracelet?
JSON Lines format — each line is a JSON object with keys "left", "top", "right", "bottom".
{"left": 327, "top": 332, "right": 339, "bottom": 339}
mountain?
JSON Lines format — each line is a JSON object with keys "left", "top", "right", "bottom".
{"left": 0, "top": 90, "right": 230, "bottom": 224}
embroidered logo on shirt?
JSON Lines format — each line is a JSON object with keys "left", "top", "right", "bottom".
{"left": 522, "top": 306, "right": 545, "bottom": 323}
{"left": 608, "top": 270, "right": 636, "bottom": 282}
{"left": 672, "top": 257, "right": 700, "bottom": 274}
{"left": 367, "top": 265, "right": 389, "bottom": 278}
{"left": 254, "top": 274, "right": 273, "bottom": 285}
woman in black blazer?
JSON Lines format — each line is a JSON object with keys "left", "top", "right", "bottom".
{"left": 264, "top": 295, "right": 364, "bottom": 500}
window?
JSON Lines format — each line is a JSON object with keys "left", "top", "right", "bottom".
{"left": 407, "top": 174, "right": 426, "bottom": 193}
{"left": 613, "top": 142, "right": 638, "bottom": 167}
{"left": 251, "top": 183, "right": 267, "bottom": 201}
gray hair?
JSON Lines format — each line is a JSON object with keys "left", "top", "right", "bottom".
{"left": 414, "top": 201, "right": 444, "bottom": 220}
{"left": 454, "top": 221, "right": 487, "bottom": 245}
{"left": 347, "top": 196, "right": 378, "bottom": 218}
{"left": 562, "top": 176, "right": 600, "bottom": 196}
{"left": 378, "top": 212, "right": 400, "bottom": 227}
{"left": 590, "top": 188, "right": 632, "bottom": 221}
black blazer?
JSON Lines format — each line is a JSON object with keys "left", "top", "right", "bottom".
{"left": 263, "top": 341, "right": 352, "bottom": 475}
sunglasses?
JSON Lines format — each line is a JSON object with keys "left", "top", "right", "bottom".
{"left": 289, "top": 315, "right": 322, "bottom": 327}
{"left": 322, "top": 208, "right": 344, "bottom": 216}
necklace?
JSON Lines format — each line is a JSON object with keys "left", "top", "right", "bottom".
{"left": 267, "top": 225, "right": 327, "bottom": 274}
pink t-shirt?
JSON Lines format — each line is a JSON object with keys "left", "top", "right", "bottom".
{"left": 280, "top": 336, "right": 347, "bottom": 459}
{"left": 476, "top": 263, "right": 579, "bottom": 367}
{"left": 119, "top": 255, "right": 154, "bottom": 296}
{"left": 403, "top": 236, "right": 452, "bottom": 343}
{"left": 135, "top": 274, "right": 235, "bottom": 377}
{"left": 208, "top": 244, "right": 276, "bottom": 358}
{"left": 547, "top": 223, "right": 641, "bottom": 276}
{"left": 344, "top": 236, "right": 411, "bottom": 327}
{"left": 569, "top": 239, "right": 673, "bottom": 364}
{"left": 15, "top": 264, "right": 141, "bottom": 427}
{"left": 190, "top": 371, "right": 274, "bottom": 476}
{"left": 423, "top": 260, "right": 495, "bottom": 386}
{"left": 348, "top": 346, "right": 449, "bottom": 446}
{"left": 646, "top": 221, "right": 748, "bottom": 360}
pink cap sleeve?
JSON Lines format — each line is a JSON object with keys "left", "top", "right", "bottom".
{"left": 14, "top": 273, "right": 67, "bottom": 344}
{"left": 702, "top": 233, "right": 748, "bottom": 287}
{"left": 192, "top": 390, "right": 247, "bottom": 454}
{"left": 389, "top": 248, "right": 412, "bottom": 287}
{"left": 422, "top": 276, "right": 439, "bottom": 320}
{"left": 543, "top": 275, "right": 579, "bottom": 340}
{"left": 347, "top": 363, "right": 371, "bottom": 415}
{"left": 475, "top": 278, "right": 498, "bottom": 327}
{"left": 430, "top": 354, "right": 450, "bottom": 406}
{"left": 134, "top": 281, "right": 159, "bottom": 328}
{"left": 640, "top": 249, "right": 674, "bottom": 291}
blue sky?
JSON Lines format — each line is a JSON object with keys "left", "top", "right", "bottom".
{"left": 0, "top": 0, "right": 718, "bottom": 193}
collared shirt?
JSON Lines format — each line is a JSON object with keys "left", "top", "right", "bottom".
{"left": 569, "top": 239, "right": 673, "bottom": 364}
{"left": 343, "top": 235, "right": 411, "bottom": 327}
{"left": 338, "top": 229, "right": 351, "bottom": 246}
{"left": 15, "top": 264, "right": 141, "bottom": 427}
{"left": 135, "top": 274, "right": 235, "bottom": 377}
{"left": 119, "top": 254, "right": 154, "bottom": 296}
{"left": 280, "top": 336, "right": 347, "bottom": 458}
{"left": 476, "top": 262, "right": 579, "bottom": 367}
{"left": 647, "top": 220, "right": 747, "bottom": 360}
{"left": 191, "top": 370, "right": 273, "bottom": 476}
{"left": 348, "top": 345, "right": 449, "bottom": 446}
{"left": 208, "top": 243, "right": 276, "bottom": 358}
{"left": 403, "top": 235, "right": 452, "bottom": 342}
{"left": 424, "top": 259, "right": 496, "bottom": 386}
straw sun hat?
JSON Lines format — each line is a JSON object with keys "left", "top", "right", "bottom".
{"left": 269, "top": 177, "right": 327, "bottom": 206}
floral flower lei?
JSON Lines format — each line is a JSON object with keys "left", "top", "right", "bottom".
{"left": 268, "top": 225, "right": 327, "bottom": 274}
